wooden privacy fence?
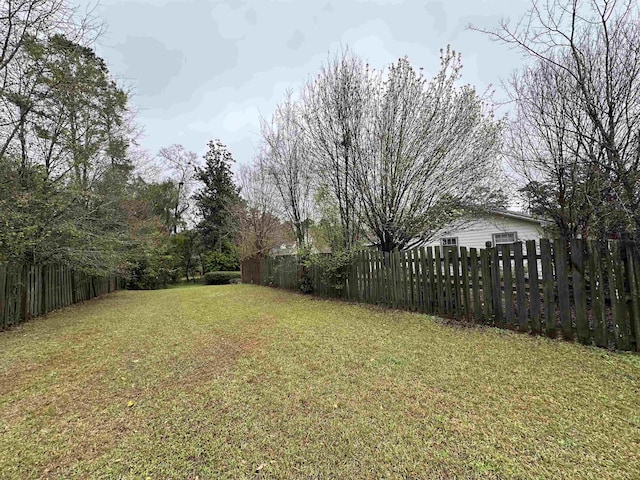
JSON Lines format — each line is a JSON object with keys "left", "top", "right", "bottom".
{"left": 0, "top": 263, "right": 123, "bottom": 330}
{"left": 241, "top": 239, "right": 640, "bottom": 352}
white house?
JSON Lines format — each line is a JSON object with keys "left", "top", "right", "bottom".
{"left": 423, "top": 210, "right": 552, "bottom": 250}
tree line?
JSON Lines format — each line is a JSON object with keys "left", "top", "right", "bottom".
{"left": 0, "top": 0, "right": 253, "bottom": 288}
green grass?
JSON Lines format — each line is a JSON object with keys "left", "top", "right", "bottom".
{"left": 1, "top": 284, "right": 639, "bottom": 479}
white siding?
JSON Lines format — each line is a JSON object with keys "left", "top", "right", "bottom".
{"left": 425, "top": 214, "right": 546, "bottom": 250}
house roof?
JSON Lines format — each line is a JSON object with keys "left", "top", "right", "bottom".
{"left": 489, "top": 209, "right": 551, "bottom": 226}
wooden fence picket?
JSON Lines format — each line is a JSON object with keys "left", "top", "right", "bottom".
{"left": 400, "top": 251, "right": 408, "bottom": 309}
{"left": 526, "top": 240, "right": 541, "bottom": 334}
{"left": 426, "top": 247, "right": 436, "bottom": 313}
{"left": 469, "top": 248, "right": 481, "bottom": 321}
{"left": 441, "top": 249, "right": 451, "bottom": 314}
{"left": 480, "top": 248, "right": 492, "bottom": 323}
{"left": 571, "top": 239, "right": 590, "bottom": 345}
{"left": 491, "top": 247, "right": 503, "bottom": 326}
{"left": 0, "top": 263, "right": 6, "bottom": 329}
{"left": 502, "top": 244, "right": 515, "bottom": 328}
{"left": 513, "top": 243, "right": 528, "bottom": 332}
{"left": 608, "top": 242, "right": 631, "bottom": 350}
{"left": 451, "top": 248, "right": 461, "bottom": 318}
{"left": 460, "top": 247, "right": 471, "bottom": 321}
{"left": 540, "top": 239, "right": 556, "bottom": 337}
{"left": 554, "top": 239, "right": 573, "bottom": 341}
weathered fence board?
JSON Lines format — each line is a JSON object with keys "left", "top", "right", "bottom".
{"left": 480, "top": 248, "right": 492, "bottom": 323}
{"left": 491, "top": 247, "right": 503, "bottom": 326}
{"left": 608, "top": 242, "right": 631, "bottom": 350}
{"left": 513, "top": 244, "right": 527, "bottom": 332}
{"left": 526, "top": 240, "right": 541, "bottom": 334}
{"left": 554, "top": 239, "right": 573, "bottom": 341}
{"left": 502, "top": 244, "right": 515, "bottom": 328}
{"left": 469, "top": 248, "right": 481, "bottom": 322}
{"left": 571, "top": 239, "right": 590, "bottom": 345}
{"left": 587, "top": 241, "right": 607, "bottom": 347}
{"left": 539, "top": 239, "right": 556, "bottom": 338}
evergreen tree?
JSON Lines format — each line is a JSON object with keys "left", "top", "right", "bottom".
{"left": 193, "top": 139, "right": 240, "bottom": 251}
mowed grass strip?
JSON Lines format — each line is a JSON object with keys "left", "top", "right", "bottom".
{"left": 0, "top": 284, "right": 638, "bottom": 479}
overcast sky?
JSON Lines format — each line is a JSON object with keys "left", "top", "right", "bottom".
{"left": 73, "top": 0, "right": 532, "bottom": 173}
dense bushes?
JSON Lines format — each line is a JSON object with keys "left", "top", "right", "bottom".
{"left": 203, "top": 271, "right": 241, "bottom": 285}
{"left": 204, "top": 246, "right": 240, "bottom": 272}
{"left": 126, "top": 247, "right": 177, "bottom": 290}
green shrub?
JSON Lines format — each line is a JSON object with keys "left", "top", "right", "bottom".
{"left": 203, "top": 271, "right": 241, "bottom": 285}
{"left": 298, "top": 271, "right": 314, "bottom": 294}
{"left": 126, "top": 244, "right": 177, "bottom": 290}
{"left": 310, "top": 249, "right": 360, "bottom": 291}
{"left": 204, "top": 247, "right": 240, "bottom": 272}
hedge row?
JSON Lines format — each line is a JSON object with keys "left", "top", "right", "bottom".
{"left": 203, "top": 271, "right": 241, "bottom": 285}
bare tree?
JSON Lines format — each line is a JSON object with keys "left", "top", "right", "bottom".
{"left": 300, "top": 48, "right": 374, "bottom": 251}
{"left": 234, "top": 157, "right": 289, "bottom": 259}
{"left": 506, "top": 56, "right": 612, "bottom": 242}
{"left": 260, "top": 91, "right": 313, "bottom": 248}
{"left": 157, "top": 144, "right": 198, "bottom": 232}
{"left": 474, "top": 0, "right": 640, "bottom": 240}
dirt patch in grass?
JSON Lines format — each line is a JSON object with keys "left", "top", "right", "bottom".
{"left": 157, "top": 330, "right": 265, "bottom": 391}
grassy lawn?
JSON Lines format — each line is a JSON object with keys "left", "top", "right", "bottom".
{"left": 1, "top": 285, "right": 639, "bottom": 479}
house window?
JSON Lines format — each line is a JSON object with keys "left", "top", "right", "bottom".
{"left": 441, "top": 237, "right": 458, "bottom": 248}
{"left": 493, "top": 232, "right": 518, "bottom": 246}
